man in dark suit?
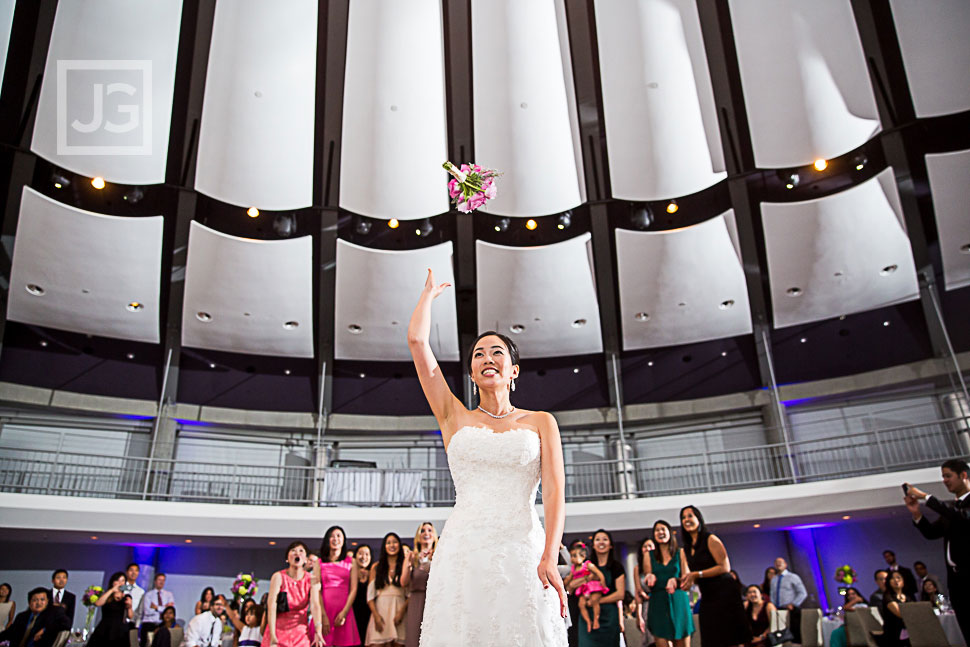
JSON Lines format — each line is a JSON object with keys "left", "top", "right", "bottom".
{"left": 0, "top": 587, "right": 71, "bottom": 647}
{"left": 881, "top": 549, "right": 918, "bottom": 599}
{"left": 906, "top": 458, "right": 970, "bottom": 642}
{"left": 49, "top": 569, "right": 75, "bottom": 626}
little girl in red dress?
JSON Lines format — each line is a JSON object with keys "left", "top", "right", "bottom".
{"left": 566, "top": 542, "right": 610, "bottom": 631}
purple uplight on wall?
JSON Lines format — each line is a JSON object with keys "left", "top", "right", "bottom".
{"left": 782, "top": 523, "right": 836, "bottom": 531}
{"left": 788, "top": 528, "right": 830, "bottom": 612}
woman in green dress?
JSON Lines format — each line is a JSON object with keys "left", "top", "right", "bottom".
{"left": 576, "top": 529, "right": 626, "bottom": 647}
{"left": 643, "top": 520, "right": 694, "bottom": 647}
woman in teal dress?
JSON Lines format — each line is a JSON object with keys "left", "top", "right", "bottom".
{"left": 577, "top": 529, "right": 626, "bottom": 647}
{"left": 644, "top": 521, "right": 694, "bottom": 647}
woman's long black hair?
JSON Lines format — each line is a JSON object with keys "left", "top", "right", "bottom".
{"left": 591, "top": 529, "right": 617, "bottom": 568}
{"left": 199, "top": 586, "right": 215, "bottom": 604}
{"left": 651, "top": 520, "right": 679, "bottom": 565}
{"left": 320, "top": 525, "right": 347, "bottom": 563}
{"left": 679, "top": 505, "right": 710, "bottom": 554}
{"left": 374, "top": 532, "right": 402, "bottom": 591}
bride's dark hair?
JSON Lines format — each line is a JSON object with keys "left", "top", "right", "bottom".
{"left": 374, "top": 532, "right": 402, "bottom": 590}
{"left": 466, "top": 331, "right": 520, "bottom": 372}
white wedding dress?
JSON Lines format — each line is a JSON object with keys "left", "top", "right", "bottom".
{"left": 419, "top": 426, "right": 567, "bottom": 647}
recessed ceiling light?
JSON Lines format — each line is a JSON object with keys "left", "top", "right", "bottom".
{"left": 721, "top": 351, "right": 727, "bottom": 357}
{"left": 91, "top": 176, "right": 106, "bottom": 190}
{"left": 247, "top": 207, "right": 259, "bottom": 218}
{"left": 666, "top": 201, "right": 678, "bottom": 214}
{"left": 510, "top": 324, "right": 525, "bottom": 333}
{"left": 842, "top": 515, "right": 851, "bottom": 520}
{"left": 283, "top": 321, "right": 299, "bottom": 329}
{"left": 494, "top": 218, "right": 510, "bottom": 233}
{"left": 196, "top": 312, "right": 212, "bottom": 322}
{"left": 91, "top": 535, "right": 98, "bottom": 539}
{"left": 209, "top": 363, "right": 216, "bottom": 369}
{"left": 572, "top": 318, "right": 587, "bottom": 328}
{"left": 883, "top": 321, "right": 890, "bottom": 327}
{"left": 647, "top": 361, "right": 654, "bottom": 367}
{"left": 39, "top": 340, "right": 48, "bottom": 347}
{"left": 359, "top": 372, "right": 366, "bottom": 378}
{"left": 284, "top": 369, "right": 291, "bottom": 375}
{"left": 786, "top": 287, "right": 802, "bottom": 297}
{"left": 388, "top": 218, "right": 400, "bottom": 229}
{"left": 960, "top": 243, "right": 970, "bottom": 254}
{"left": 525, "top": 219, "right": 538, "bottom": 231}
{"left": 839, "top": 315, "right": 846, "bottom": 320}
{"left": 184, "top": 539, "right": 192, "bottom": 544}
{"left": 557, "top": 212, "right": 571, "bottom": 230}
{"left": 677, "top": 302, "right": 686, "bottom": 307}
{"left": 348, "top": 324, "right": 362, "bottom": 334}
{"left": 852, "top": 154, "right": 867, "bottom": 171}
{"left": 813, "top": 158, "right": 827, "bottom": 171}
{"left": 880, "top": 264, "right": 898, "bottom": 275}
{"left": 719, "top": 300, "right": 734, "bottom": 310}
{"left": 26, "top": 284, "right": 45, "bottom": 296}
{"left": 126, "top": 352, "right": 135, "bottom": 359}
{"left": 127, "top": 302, "right": 144, "bottom": 312}
{"left": 752, "top": 524, "right": 760, "bottom": 529}
{"left": 800, "top": 337, "right": 807, "bottom": 343}
{"left": 354, "top": 217, "right": 371, "bottom": 235}
{"left": 573, "top": 368, "right": 580, "bottom": 374}
{"left": 268, "top": 541, "right": 276, "bottom": 546}
{"left": 634, "top": 312, "right": 650, "bottom": 322}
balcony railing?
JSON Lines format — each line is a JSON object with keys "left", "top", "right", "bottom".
{"left": 0, "top": 417, "right": 966, "bottom": 507}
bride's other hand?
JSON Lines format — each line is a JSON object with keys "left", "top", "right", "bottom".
{"left": 423, "top": 269, "right": 451, "bottom": 299}
{"left": 537, "top": 558, "right": 567, "bottom": 619}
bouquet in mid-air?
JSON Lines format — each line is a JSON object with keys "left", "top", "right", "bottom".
{"left": 443, "top": 161, "right": 501, "bottom": 213}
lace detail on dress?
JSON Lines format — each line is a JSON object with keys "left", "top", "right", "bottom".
{"left": 419, "top": 427, "right": 566, "bottom": 647}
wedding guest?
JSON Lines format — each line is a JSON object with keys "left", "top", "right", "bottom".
{"left": 760, "top": 567, "right": 776, "bottom": 598}
{"left": 576, "top": 529, "right": 625, "bottom": 647}
{"left": 88, "top": 572, "right": 133, "bottom": 647}
{"left": 195, "top": 589, "right": 215, "bottom": 617}
{"left": 743, "top": 584, "right": 776, "bottom": 646}
{"left": 257, "top": 595, "right": 269, "bottom": 635}
{"left": 150, "top": 607, "right": 178, "bottom": 647}
{"left": 138, "top": 574, "right": 175, "bottom": 647}
{"left": 0, "top": 583, "right": 15, "bottom": 630}
{"left": 0, "top": 587, "right": 70, "bottom": 647}
{"left": 262, "top": 542, "right": 326, "bottom": 647}
{"left": 352, "top": 545, "right": 373, "bottom": 647}
{"left": 225, "top": 603, "right": 262, "bottom": 647}
{"left": 122, "top": 564, "right": 145, "bottom": 625}
{"left": 882, "top": 550, "right": 918, "bottom": 600}
{"left": 567, "top": 540, "right": 584, "bottom": 647}
{"left": 680, "top": 505, "right": 750, "bottom": 647}
{"left": 365, "top": 533, "right": 407, "bottom": 647}
{"left": 880, "top": 572, "right": 910, "bottom": 647}
{"left": 869, "top": 570, "right": 888, "bottom": 608}
{"left": 401, "top": 522, "right": 437, "bottom": 647}
{"left": 621, "top": 593, "right": 642, "bottom": 647}
{"left": 317, "top": 526, "right": 359, "bottom": 647}
{"left": 643, "top": 520, "right": 693, "bottom": 647}
{"left": 769, "top": 557, "right": 806, "bottom": 644}
{"left": 182, "top": 595, "right": 226, "bottom": 647}
{"left": 921, "top": 578, "right": 941, "bottom": 603}
{"left": 632, "top": 538, "right": 655, "bottom": 604}
{"left": 843, "top": 587, "right": 867, "bottom": 611}
{"left": 564, "top": 542, "right": 608, "bottom": 633}
{"left": 50, "top": 570, "right": 75, "bottom": 626}
{"left": 912, "top": 561, "right": 941, "bottom": 600}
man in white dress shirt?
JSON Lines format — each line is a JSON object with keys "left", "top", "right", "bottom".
{"left": 770, "top": 557, "right": 808, "bottom": 644}
{"left": 121, "top": 564, "right": 146, "bottom": 626}
{"left": 180, "top": 595, "right": 225, "bottom": 647}
{"left": 138, "top": 573, "right": 175, "bottom": 647}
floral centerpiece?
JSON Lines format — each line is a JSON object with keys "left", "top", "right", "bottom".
{"left": 81, "top": 585, "right": 104, "bottom": 637}
{"left": 834, "top": 564, "right": 857, "bottom": 600}
{"left": 231, "top": 573, "right": 258, "bottom": 603}
{"left": 443, "top": 161, "right": 501, "bottom": 213}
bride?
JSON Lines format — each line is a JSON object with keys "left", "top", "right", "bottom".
{"left": 408, "top": 269, "right": 568, "bottom": 646}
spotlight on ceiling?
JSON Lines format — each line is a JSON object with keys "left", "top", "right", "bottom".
{"left": 494, "top": 217, "right": 510, "bottom": 233}
{"left": 51, "top": 172, "right": 71, "bottom": 190}
{"left": 666, "top": 200, "right": 679, "bottom": 214}
{"left": 813, "top": 158, "right": 828, "bottom": 172}
{"left": 556, "top": 211, "right": 572, "bottom": 230}
{"left": 123, "top": 186, "right": 144, "bottom": 203}
{"left": 415, "top": 218, "right": 433, "bottom": 237}
{"left": 354, "top": 217, "right": 372, "bottom": 235}
{"left": 247, "top": 206, "right": 259, "bottom": 218}
{"left": 630, "top": 204, "right": 653, "bottom": 230}
{"left": 273, "top": 213, "right": 297, "bottom": 238}
{"left": 388, "top": 218, "right": 400, "bottom": 229}
{"left": 525, "top": 219, "right": 538, "bottom": 231}
{"left": 91, "top": 176, "right": 106, "bottom": 190}
{"left": 852, "top": 154, "right": 868, "bottom": 171}
{"left": 778, "top": 170, "right": 800, "bottom": 190}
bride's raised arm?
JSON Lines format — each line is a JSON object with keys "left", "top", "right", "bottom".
{"left": 408, "top": 269, "right": 464, "bottom": 438}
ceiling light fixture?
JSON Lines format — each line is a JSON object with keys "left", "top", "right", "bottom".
{"left": 960, "top": 243, "right": 970, "bottom": 254}
{"left": 284, "top": 369, "right": 291, "bottom": 375}
{"left": 196, "top": 311, "right": 212, "bottom": 322}
{"left": 268, "top": 541, "right": 276, "bottom": 546}
{"left": 26, "top": 284, "right": 45, "bottom": 296}
{"left": 800, "top": 337, "right": 807, "bottom": 343}
{"left": 571, "top": 318, "right": 587, "bottom": 328}
{"left": 634, "top": 312, "right": 650, "bottom": 322}
{"left": 883, "top": 321, "right": 890, "bottom": 327}
{"left": 39, "top": 340, "right": 48, "bottom": 347}
{"left": 630, "top": 204, "right": 653, "bottom": 230}
{"left": 123, "top": 187, "right": 144, "bottom": 203}
{"left": 842, "top": 515, "right": 851, "bottom": 520}
{"left": 348, "top": 324, "right": 362, "bottom": 334}
{"left": 510, "top": 324, "right": 525, "bottom": 333}
{"left": 573, "top": 368, "right": 580, "bottom": 374}
{"left": 880, "top": 264, "right": 898, "bottom": 275}
{"left": 415, "top": 218, "right": 433, "bottom": 237}
{"left": 781, "top": 171, "right": 800, "bottom": 190}
{"left": 359, "top": 372, "right": 366, "bottom": 378}
{"left": 721, "top": 351, "right": 727, "bottom": 357}
{"left": 91, "top": 176, "right": 106, "bottom": 190}
{"left": 52, "top": 172, "right": 71, "bottom": 189}
{"left": 209, "top": 363, "right": 216, "bottom": 369}
{"left": 126, "top": 353, "right": 135, "bottom": 359}
{"left": 852, "top": 154, "right": 868, "bottom": 171}
{"left": 666, "top": 201, "right": 678, "bottom": 214}
{"left": 557, "top": 211, "right": 572, "bottom": 230}
{"left": 184, "top": 539, "right": 192, "bottom": 543}
{"left": 813, "top": 159, "right": 828, "bottom": 171}
{"left": 719, "top": 300, "right": 735, "bottom": 309}
{"left": 388, "top": 218, "right": 400, "bottom": 229}
{"left": 91, "top": 535, "right": 99, "bottom": 539}
{"left": 354, "top": 217, "right": 371, "bottom": 235}
{"left": 247, "top": 207, "right": 259, "bottom": 218}
{"left": 273, "top": 214, "right": 297, "bottom": 237}
{"left": 786, "top": 287, "right": 803, "bottom": 297}
{"left": 283, "top": 321, "right": 299, "bottom": 330}
{"left": 647, "top": 361, "right": 654, "bottom": 367}
{"left": 494, "top": 217, "right": 510, "bottom": 233}
{"left": 753, "top": 524, "right": 761, "bottom": 529}
{"left": 525, "top": 219, "right": 538, "bottom": 231}
{"left": 127, "top": 302, "right": 144, "bottom": 312}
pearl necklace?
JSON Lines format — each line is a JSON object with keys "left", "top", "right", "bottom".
{"left": 478, "top": 405, "right": 516, "bottom": 419}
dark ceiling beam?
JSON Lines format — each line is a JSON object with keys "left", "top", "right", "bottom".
{"left": 851, "top": 0, "right": 949, "bottom": 358}
{"left": 442, "top": 0, "right": 477, "bottom": 409}
{"left": 563, "top": 0, "right": 624, "bottom": 408}
{"left": 312, "top": 0, "right": 349, "bottom": 424}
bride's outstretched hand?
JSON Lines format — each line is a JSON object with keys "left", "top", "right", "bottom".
{"left": 423, "top": 268, "right": 451, "bottom": 299}
{"left": 537, "top": 558, "right": 568, "bottom": 619}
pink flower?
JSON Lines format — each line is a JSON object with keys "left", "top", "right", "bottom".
{"left": 484, "top": 181, "right": 497, "bottom": 199}
{"left": 457, "top": 198, "right": 473, "bottom": 213}
{"left": 459, "top": 164, "right": 471, "bottom": 175}
{"left": 468, "top": 192, "right": 487, "bottom": 211}
{"left": 448, "top": 179, "right": 461, "bottom": 198}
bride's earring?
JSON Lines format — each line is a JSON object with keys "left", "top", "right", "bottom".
{"left": 511, "top": 379, "right": 516, "bottom": 392}
{"left": 472, "top": 382, "right": 478, "bottom": 396}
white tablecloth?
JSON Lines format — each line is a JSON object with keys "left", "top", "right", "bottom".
{"left": 321, "top": 468, "right": 425, "bottom": 506}
{"left": 821, "top": 610, "right": 965, "bottom": 647}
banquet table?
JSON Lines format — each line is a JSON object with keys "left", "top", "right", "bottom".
{"left": 821, "top": 608, "right": 965, "bottom": 646}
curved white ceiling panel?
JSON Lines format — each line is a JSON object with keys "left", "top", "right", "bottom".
{"left": 0, "top": 0, "right": 15, "bottom": 89}
{"left": 926, "top": 149, "right": 970, "bottom": 291}
{"left": 476, "top": 234, "right": 602, "bottom": 358}
{"left": 762, "top": 168, "right": 919, "bottom": 328}
{"left": 30, "top": 0, "right": 182, "bottom": 185}
{"left": 181, "top": 222, "right": 314, "bottom": 358}
{"left": 594, "top": 0, "right": 726, "bottom": 201}
{"left": 471, "top": 0, "right": 583, "bottom": 218}
{"left": 890, "top": 0, "right": 970, "bottom": 118}
{"left": 8, "top": 187, "right": 162, "bottom": 343}
{"left": 339, "top": 0, "right": 449, "bottom": 221}
{"left": 616, "top": 211, "right": 752, "bottom": 350}
{"left": 729, "top": 0, "right": 880, "bottom": 168}
{"left": 194, "top": 0, "right": 317, "bottom": 210}
{"left": 334, "top": 240, "right": 459, "bottom": 362}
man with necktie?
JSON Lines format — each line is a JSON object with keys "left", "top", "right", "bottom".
{"left": 137, "top": 574, "right": 175, "bottom": 647}
{"left": 180, "top": 595, "right": 225, "bottom": 647}
{"left": 770, "top": 557, "right": 807, "bottom": 644}
{"left": 0, "top": 588, "right": 70, "bottom": 647}
{"left": 906, "top": 458, "right": 970, "bottom": 642}
{"left": 48, "top": 570, "right": 75, "bottom": 627}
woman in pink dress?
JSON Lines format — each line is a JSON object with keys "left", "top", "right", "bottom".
{"left": 317, "top": 526, "right": 360, "bottom": 646}
{"left": 262, "top": 541, "right": 326, "bottom": 647}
